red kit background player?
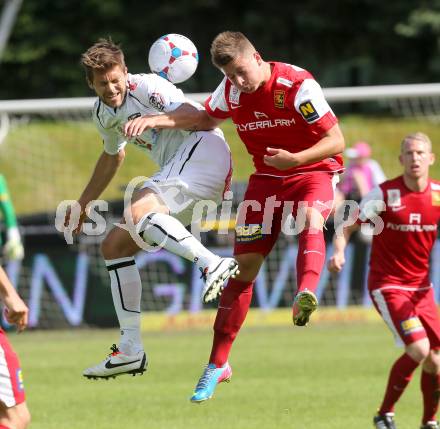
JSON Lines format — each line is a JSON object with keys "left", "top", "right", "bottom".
{"left": 329, "top": 132, "right": 440, "bottom": 429}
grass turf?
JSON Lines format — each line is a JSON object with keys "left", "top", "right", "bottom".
{"left": 11, "top": 321, "right": 423, "bottom": 429}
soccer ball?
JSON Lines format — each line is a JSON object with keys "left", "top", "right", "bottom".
{"left": 148, "top": 34, "right": 199, "bottom": 84}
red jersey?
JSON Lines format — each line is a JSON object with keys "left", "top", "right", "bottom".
{"left": 205, "top": 61, "right": 343, "bottom": 177}
{"left": 358, "top": 176, "right": 440, "bottom": 289}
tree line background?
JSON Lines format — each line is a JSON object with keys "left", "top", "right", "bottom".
{"left": 1, "top": 0, "right": 439, "bottom": 100}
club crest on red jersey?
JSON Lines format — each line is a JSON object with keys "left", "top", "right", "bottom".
{"left": 274, "top": 90, "right": 285, "bottom": 108}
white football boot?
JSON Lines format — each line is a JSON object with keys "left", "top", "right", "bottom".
{"left": 83, "top": 344, "right": 148, "bottom": 380}
{"left": 201, "top": 257, "right": 240, "bottom": 303}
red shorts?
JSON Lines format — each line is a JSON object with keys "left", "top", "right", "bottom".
{"left": 234, "top": 172, "right": 337, "bottom": 256}
{"left": 370, "top": 285, "right": 440, "bottom": 348}
{"left": 0, "top": 329, "right": 25, "bottom": 407}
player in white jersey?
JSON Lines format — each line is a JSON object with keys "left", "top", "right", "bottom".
{"left": 65, "top": 38, "right": 238, "bottom": 379}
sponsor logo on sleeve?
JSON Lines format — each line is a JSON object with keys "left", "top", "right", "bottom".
{"left": 299, "top": 101, "right": 319, "bottom": 122}
{"left": 432, "top": 190, "right": 440, "bottom": 206}
{"left": 274, "top": 90, "right": 285, "bottom": 108}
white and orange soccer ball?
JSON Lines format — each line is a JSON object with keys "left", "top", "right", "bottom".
{"left": 148, "top": 34, "right": 199, "bottom": 84}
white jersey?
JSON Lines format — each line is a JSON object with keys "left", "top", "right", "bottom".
{"left": 92, "top": 73, "right": 201, "bottom": 167}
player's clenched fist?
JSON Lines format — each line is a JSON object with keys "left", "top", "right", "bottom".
{"left": 3, "top": 298, "right": 28, "bottom": 332}
{"left": 327, "top": 253, "right": 345, "bottom": 273}
{"left": 63, "top": 203, "right": 87, "bottom": 234}
{"left": 0, "top": 267, "right": 28, "bottom": 332}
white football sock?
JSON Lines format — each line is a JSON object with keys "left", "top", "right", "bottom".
{"left": 105, "top": 257, "right": 143, "bottom": 355}
{"left": 137, "top": 212, "right": 219, "bottom": 270}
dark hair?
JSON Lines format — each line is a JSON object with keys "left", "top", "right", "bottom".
{"left": 81, "top": 38, "right": 125, "bottom": 84}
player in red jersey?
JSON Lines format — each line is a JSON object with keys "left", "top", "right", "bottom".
{"left": 124, "top": 31, "right": 345, "bottom": 401}
{"left": 0, "top": 267, "right": 30, "bottom": 429}
{"left": 189, "top": 31, "right": 344, "bottom": 402}
{"left": 328, "top": 132, "right": 440, "bottom": 429}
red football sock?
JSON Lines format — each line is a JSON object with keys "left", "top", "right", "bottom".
{"left": 0, "top": 424, "right": 12, "bottom": 429}
{"left": 421, "top": 370, "right": 440, "bottom": 424}
{"left": 379, "top": 353, "right": 419, "bottom": 414}
{"left": 209, "top": 278, "right": 253, "bottom": 367}
{"left": 296, "top": 228, "right": 325, "bottom": 294}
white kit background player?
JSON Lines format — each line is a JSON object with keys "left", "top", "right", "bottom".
{"left": 64, "top": 38, "right": 238, "bottom": 379}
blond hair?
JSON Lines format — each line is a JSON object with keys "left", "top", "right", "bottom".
{"left": 400, "top": 132, "right": 432, "bottom": 153}
{"left": 210, "top": 31, "right": 255, "bottom": 68}
{"left": 81, "top": 38, "right": 125, "bottom": 84}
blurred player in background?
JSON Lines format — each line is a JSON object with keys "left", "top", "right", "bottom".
{"left": 125, "top": 31, "right": 345, "bottom": 402}
{"left": 0, "top": 175, "right": 24, "bottom": 262}
{"left": 335, "top": 140, "right": 386, "bottom": 205}
{"left": 328, "top": 132, "right": 440, "bottom": 429}
{"left": 67, "top": 38, "right": 238, "bottom": 380}
{"left": 0, "top": 266, "right": 30, "bottom": 429}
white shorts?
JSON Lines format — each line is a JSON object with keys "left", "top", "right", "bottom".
{"left": 142, "top": 129, "right": 232, "bottom": 226}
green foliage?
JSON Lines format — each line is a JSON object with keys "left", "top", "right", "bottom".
{"left": 13, "top": 321, "right": 421, "bottom": 429}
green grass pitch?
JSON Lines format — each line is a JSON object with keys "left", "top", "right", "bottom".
{"left": 12, "top": 321, "right": 422, "bottom": 429}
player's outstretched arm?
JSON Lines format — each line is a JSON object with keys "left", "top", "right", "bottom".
{"left": 64, "top": 150, "right": 125, "bottom": 234}
{"left": 327, "top": 223, "right": 359, "bottom": 273}
{"left": 123, "top": 104, "right": 223, "bottom": 137}
{"left": 0, "top": 267, "right": 28, "bottom": 332}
